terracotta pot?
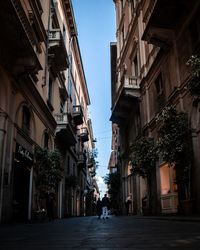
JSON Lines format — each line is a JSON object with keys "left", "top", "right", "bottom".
{"left": 180, "top": 200, "right": 194, "bottom": 215}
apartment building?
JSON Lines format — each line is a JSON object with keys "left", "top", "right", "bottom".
{"left": 111, "top": 0, "right": 200, "bottom": 215}
{"left": 0, "top": 0, "right": 97, "bottom": 223}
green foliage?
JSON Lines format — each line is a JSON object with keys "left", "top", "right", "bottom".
{"left": 156, "top": 106, "right": 192, "bottom": 199}
{"left": 104, "top": 172, "right": 121, "bottom": 209}
{"left": 156, "top": 106, "right": 191, "bottom": 170}
{"left": 65, "top": 175, "right": 78, "bottom": 188}
{"left": 89, "top": 169, "right": 96, "bottom": 177}
{"left": 129, "top": 137, "right": 157, "bottom": 179}
{"left": 186, "top": 55, "right": 200, "bottom": 106}
{"left": 34, "top": 145, "right": 63, "bottom": 191}
{"left": 88, "top": 148, "right": 99, "bottom": 174}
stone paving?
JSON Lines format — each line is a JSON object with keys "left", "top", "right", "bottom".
{"left": 1, "top": 216, "right": 200, "bottom": 249}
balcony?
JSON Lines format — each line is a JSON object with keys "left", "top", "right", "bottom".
{"left": 73, "top": 105, "right": 83, "bottom": 126}
{"left": 110, "top": 75, "right": 140, "bottom": 125}
{"left": 0, "top": 1, "right": 42, "bottom": 77}
{"left": 79, "top": 128, "right": 89, "bottom": 142}
{"left": 142, "top": 0, "right": 190, "bottom": 47}
{"left": 87, "top": 158, "right": 94, "bottom": 168}
{"left": 49, "top": 29, "right": 69, "bottom": 71}
{"left": 55, "top": 113, "right": 76, "bottom": 147}
{"left": 77, "top": 152, "right": 87, "bottom": 169}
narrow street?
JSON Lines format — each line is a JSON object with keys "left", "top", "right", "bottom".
{"left": 1, "top": 216, "right": 200, "bottom": 249}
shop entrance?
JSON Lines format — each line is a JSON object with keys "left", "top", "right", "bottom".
{"left": 13, "top": 161, "right": 30, "bottom": 221}
{"left": 13, "top": 143, "right": 33, "bottom": 221}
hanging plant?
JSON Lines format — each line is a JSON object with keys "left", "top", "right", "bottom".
{"left": 156, "top": 106, "right": 192, "bottom": 200}
{"left": 186, "top": 55, "right": 200, "bottom": 107}
{"left": 34, "top": 145, "right": 63, "bottom": 192}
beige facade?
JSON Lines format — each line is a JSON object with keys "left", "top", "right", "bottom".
{"left": 111, "top": 0, "right": 200, "bottom": 215}
{"left": 0, "top": 0, "right": 98, "bottom": 223}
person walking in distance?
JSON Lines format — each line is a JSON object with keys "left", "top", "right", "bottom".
{"left": 96, "top": 198, "right": 102, "bottom": 219}
{"left": 45, "top": 190, "right": 56, "bottom": 221}
{"left": 102, "top": 194, "right": 110, "bottom": 219}
{"left": 125, "top": 195, "right": 131, "bottom": 216}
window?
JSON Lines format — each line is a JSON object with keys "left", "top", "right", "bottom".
{"left": 44, "top": 132, "right": 49, "bottom": 148}
{"left": 189, "top": 14, "right": 200, "bottom": 50}
{"left": 63, "top": 24, "right": 66, "bottom": 44}
{"left": 69, "top": 79, "right": 72, "bottom": 98}
{"left": 136, "top": 108, "right": 141, "bottom": 135}
{"left": 60, "top": 100, "right": 64, "bottom": 113}
{"left": 67, "top": 156, "right": 70, "bottom": 175}
{"left": 22, "top": 106, "right": 31, "bottom": 136}
{"left": 130, "top": 0, "right": 134, "bottom": 14}
{"left": 155, "top": 73, "right": 165, "bottom": 111}
{"left": 122, "top": 25, "right": 125, "bottom": 42}
{"left": 160, "top": 164, "right": 170, "bottom": 195}
{"left": 69, "top": 54, "right": 73, "bottom": 72}
{"left": 160, "top": 163, "right": 177, "bottom": 195}
{"left": 120, "top": 0, "right": 124, "bottom": 16}
{"left": 133, "top": 56, "right": 138, "bottom": 77}
{"left": 155, "top": 73, "right": 163, "bottom": 95}
{"left": 48, "top": 77, "right": 53, "bottom": 103}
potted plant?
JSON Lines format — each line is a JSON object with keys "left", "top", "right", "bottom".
{"left": 156, "top": 106, "right": 193, "bottom": 215}
{"left": 104, "top": 172, "right": 121, "bottom": 215}
{"left": 34, "top": 145, "right": 63, "bottom": 219}
{"left": 129, "top": 137, "right": 157, "bottom": 215}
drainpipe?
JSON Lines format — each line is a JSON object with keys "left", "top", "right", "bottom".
{"left": 42, "top": 0, "right": 52, "bottom": 88}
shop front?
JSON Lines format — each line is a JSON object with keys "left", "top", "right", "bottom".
{"left": 160, "top": 163, "right": 178, "bottom": 214}
{"left": 13, "top": 143, "right": 33, "bottom": 221}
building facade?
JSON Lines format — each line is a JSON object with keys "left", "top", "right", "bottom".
{"left": 111, "top": 0, "right": 200, "bottom": 215}
{"left": 0, "top": 0, "right": 98, "bottom": 223}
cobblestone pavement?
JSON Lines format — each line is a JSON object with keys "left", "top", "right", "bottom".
{"left": 1, "top": 216, "right": 200, "bottom": 249}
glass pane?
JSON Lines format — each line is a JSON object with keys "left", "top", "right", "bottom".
{"left": 160, "top": 164, "right": 170, "bottom": 195}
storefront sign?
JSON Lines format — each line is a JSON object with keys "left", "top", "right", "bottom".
{"left": 15, "top": 143, "right": 33, "bottom": 163}
{"left": 17, "top": 145, "right": 33, "bottom": 161}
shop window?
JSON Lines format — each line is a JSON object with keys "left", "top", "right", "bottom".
{"left": 160, "top": 163, "right": 177, "bottom": 195}
{"left": 22, "top": 106, "right": 31, "bottom": 136}
{"left": 127, "top": 161, "right": 132, "bottom": 176}
{"left": 160, "top": 164, "right": 170, "bottom": 195}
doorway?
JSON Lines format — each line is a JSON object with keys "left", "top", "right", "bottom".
{"left": 12, "top": 160, "right": 30, "bottom": 221}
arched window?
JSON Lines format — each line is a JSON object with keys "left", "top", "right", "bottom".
{"left": 44, "top": 132, "right": 49, "bottom": 149}
{"left": 22, "top": 106, "right": 31, "bottom": 136}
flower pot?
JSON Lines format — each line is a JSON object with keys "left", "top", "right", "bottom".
{"left": 180, "top": 200, "right": 194, "bottom": 215}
